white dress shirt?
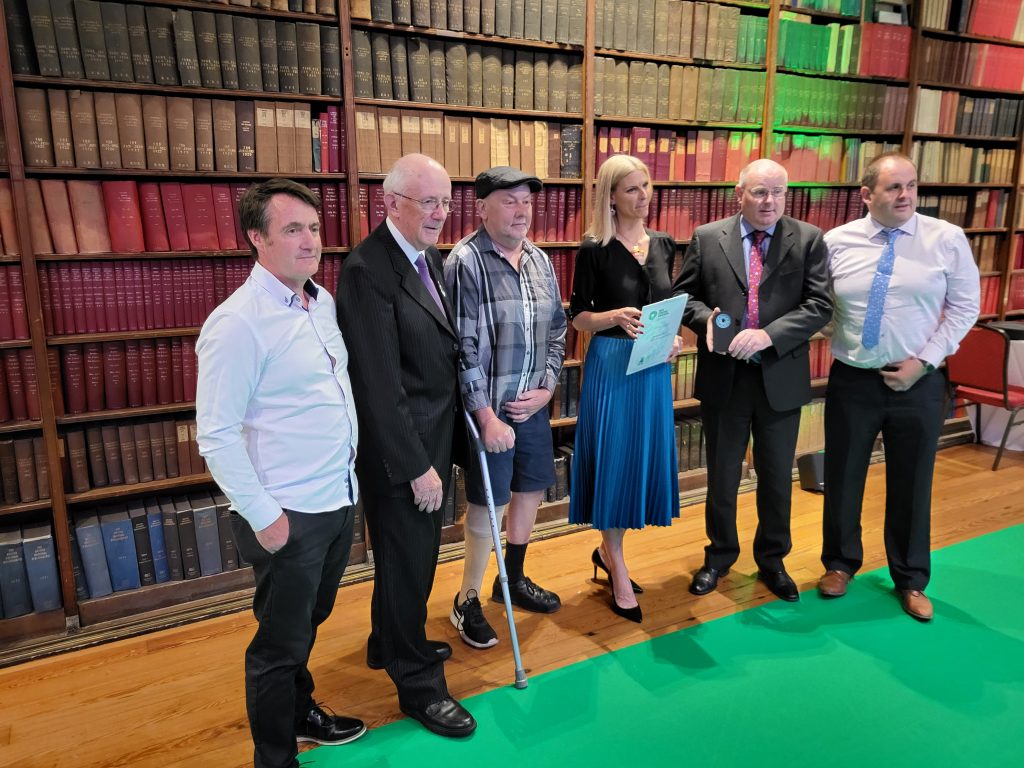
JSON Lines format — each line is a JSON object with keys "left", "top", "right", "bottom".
{"left": 196, "top": 261, "right": 358, "bottom": 531}
{"left": 826, "top": 212, "right": 980, "bottom": 369}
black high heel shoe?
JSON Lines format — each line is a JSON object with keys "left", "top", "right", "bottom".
{"left": 591, "top": 548, "right": 644, "bottom": 594}
{"left": 606, "top": 570, "right": 642, "bottom": 624}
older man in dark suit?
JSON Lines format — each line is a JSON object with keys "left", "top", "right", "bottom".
{"left": 673, "top": 158, "right": 832, "bottom": 602}
{"left": 337, "top": 153, "right": 474, "bottom": 738}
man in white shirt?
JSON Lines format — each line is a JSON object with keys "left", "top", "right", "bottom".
{"left": 819, "top": 153, "right": 980, "bottom": 621}
{"left": 196, "top": 179, "right": 364, "bottom": 768}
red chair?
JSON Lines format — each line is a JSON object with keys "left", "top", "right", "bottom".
{"left": 946, "top": 324, "right": 1024, "bottom": 470}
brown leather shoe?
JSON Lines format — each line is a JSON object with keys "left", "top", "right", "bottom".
{"left": 900, "top": 589, "right": 934, "bottom": 621}
{"left": 818, "top": 569, "right": 852, "bottom": 598}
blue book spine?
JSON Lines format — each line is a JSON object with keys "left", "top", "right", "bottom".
{"left": 194, "top": 507, "right": 223, "bottom": 577}
{"left": 21, "top": 525, "right": 62, "bottom": 612}
{"left": 0, "top": 527, "right": 33, "bottom": 617}
{"left": 75, "top": 516, "right": 113, "bottom": 599}
{"left": 147, "top": 506, "right": 170, "bottom": 583}
{"left": 99, "top": 513, "right": 142, "bottom": 592}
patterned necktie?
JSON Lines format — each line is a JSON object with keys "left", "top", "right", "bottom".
{"left": 415, "top": 253, "right": 445, "bottom": 313}
{"left": 861, "top": 228, "right": 901, "bottom": 350}
{"left": 745, "top": 230, "right": 766, "bottom": 329}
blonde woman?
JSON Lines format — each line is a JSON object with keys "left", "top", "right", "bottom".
{"left": 568, "top": 155, "right": 683, "bottom": 622}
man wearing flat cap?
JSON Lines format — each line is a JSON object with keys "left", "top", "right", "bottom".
{"left": 443, "top": 166, "right": 567, "bottom": 649}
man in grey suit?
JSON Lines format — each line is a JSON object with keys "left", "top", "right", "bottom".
{"left": 337, "top": 154, "right": 474, "bottom": 738}
{"left": 673, "top": 159, "right": 832, "bottom": 601}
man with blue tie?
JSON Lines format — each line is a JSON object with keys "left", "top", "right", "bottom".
{"left": 674, "top": 159, "right": 832, "bottom": 602}
{"left": 819, "top": 152, "right": 980, "bottom": 620}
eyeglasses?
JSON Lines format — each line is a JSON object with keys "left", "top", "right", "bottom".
{"left": 747, "top": 187, "right": 787, "bottom": 201}
{"left": 393, "top": 191, "right": 452, "bottom": 213}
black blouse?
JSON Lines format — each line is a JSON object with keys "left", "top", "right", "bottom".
{"left": 568, "top": 230, "right": 677, "bottom": 338}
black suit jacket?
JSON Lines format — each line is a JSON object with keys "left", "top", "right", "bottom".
{"left": 337, "top": 221, "right": 463, "bottom": 497}
{"left": 674, "top": 214, "right": 832, "bottom": 412}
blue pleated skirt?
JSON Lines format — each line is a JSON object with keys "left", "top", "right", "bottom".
{"left": 569, "top": 335, "right": 679, "bottom": 530}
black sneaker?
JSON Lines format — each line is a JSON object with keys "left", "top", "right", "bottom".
{"left": 296, "top": 703, "right": 366, "bottom": 745}
{"left": 450, "top": 590, "right": 498, "bottom": 649}
{"left": 493, "top": 574, "right": 561, "bottom": 613}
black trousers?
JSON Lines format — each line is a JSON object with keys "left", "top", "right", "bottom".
{"left": 822, "top": 361, "right": 946, "bottom": 590}
{"left": 233, "top": 506, "right": 354, "bottom": 768}
{"left": 361, "top": 488, "right": 449, "bottom": 710}
{"left": 700, "top": 362, "right": 802, "bottom": 572}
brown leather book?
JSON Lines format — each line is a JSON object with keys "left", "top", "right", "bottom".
{"left": 142, "top": 95, "right": 170, "bottom": 170}
{"left": 352, "top": 29, "right": 373, "bottom": 99}
{"left": 175, "top": 421, "right": 192, "bottom": 475}
{"left": 113, "top": 93, "right": 146, "bottom": 169}
{"left": 0, "top": 439, "right": 18, "bottom": 504}
{"left": 216, "top": 12, "right": 239, "bottom": 89}
{"left": 233, "top": 15, "right": 263, "bottom": 92}
{"left": 321, "top": 24, "right": 341, "bottom": 97}
{"left": 408, "top": 36, "right": 431, "bottom": 104}
{"left": 16, "top": 88, "right": 54, "bottom": 168}
{"left": 446, "top": 42, "right": 469, "bottom": 106}
{"left": 277, "top": 21, "right": 299, "bottom": 94}
{"left": 212, "top": 100, "right": 237, "bottom": 172}
{"left": 102, "top": 180, "right": 145, "bottom": 253}
{"left": 74, "top": 0, "right": 110, "bottom": 80}
{"left": 378, "top": 107, "right": 402, "bottom": 175}
{"left": 99, "top": 424, "right": 123, "bottom": 484}
{"left": 235, "top": 100, "right": 256, "bottom": 173}
{"left": 145, "top": 5, "right": 179, "bottom": 85}
{"left": 117, "top": 423, "right": 140, "bottom": 484}
{"left": 354, "top": 106, "right": 382, "bottom": 174}
{"left": 83, "top": 342, "right": 104, "bottom": 411}
{"left": 68, "top": 90, "right": 101, "bottom": 169}
{"left": 253, "top": 101, "right": 278, "bottom": 173}
{"left": 194, "top": 98, "right": 214, "bottom": 172}
{"left": 420, "top": 111, "right": 445, "bottom": 167}
{"left": 467, "top": 44, "right": 482, "bottom": 107}
{"left": 294, "top": 105, "right": 313, "bottom": 174}
{"left": 50, "top": 0, "right": 84, "bottom": 78}
{"left": 133, "top": 423, "right": 154, "bottom": 483}
{"left": 25, "top": 0, "right": 62, "bottom": 77}
{"left": 65, "top": 430, "right": 90, "bottom": 494}
{"left": 24, "top": 179, "right": 53, "bottom": 254}
{"left": 442, "top": 114, "right": 461, "bottom": 177}
{"left": 67, "top": 180, "right": 112, "bottom": 253}
{"left": 12, "top": 438, "right": 38, "bottom": 501}
{"left": 40, "top": 180, "right": 79, "bottom": 254}
{"left": 84, "top": 426, "right": 108, "bottom": 487}
{"left": 100, "top": 1, "right": 133, "bottom": 82}
{"left": 47, "top": 89, "right": 75, "bottom": 168}
{"left": 125, "top": 4, "right": 153, "bottom": 83}
{"left": 429, "top": 40, "right": 446, "bottom": 103}
{"left": 94, "top": 91, "right": 121, "bottom": 169}
{"left": 471, "top": 116, "right": 490, "bottom": 176}
{"left": 514, "top": 51, "right": 533, "bottom": 111}
{"left": 275, "top": 102, "right": 297, "bottom": 174}
{"left": 167, "top": 97, "right": 197, "bottom": 172}
{"left": 257, "top": 19, "right": 279, "bottom": 92}
{"left": 399, "top": 110, "right": 421, "bottom": 156}
{"left": 194, "top": 11, "right": 222, "bottom": 88}
{"left": 162, "top": 420, "right": 179, "bottom": 477}
{"left": 297, "top": 23, "right": 322, "bottom": 95}
{"left": 547, "top": 122, "right": 561, "bottom": 179}
{"left": 148, "top": 421, "right": 167, "bottom": 481}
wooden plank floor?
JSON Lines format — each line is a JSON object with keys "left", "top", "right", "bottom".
{"left": 1, "top": 443, "right": 1022, "bottom": 768}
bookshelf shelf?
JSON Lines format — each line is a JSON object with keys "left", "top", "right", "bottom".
{"left": 65, "top": 472, "right": 214, "bottom": 506}
{"left": 0, "top": 609, "right": 66, "bottom": 646}
{"left": 712, "top": 0, "right": 771, "bottom": 10}
{"left": 778, "top": 6, "right": 859, "bottom": 22}
{"left": 917, "top": 80, "right": 1024, "bottom": 97}
{"left": 0, "top": 499, "right": 51, "bottom": 517}
{"left": 776, "top": 67, "right": 909, "bottom": 85}
{"left": 964, "top": 227, "right": 1010, "bottom": 234}
{"left": 137, "top": 0, "right": 338, "bottom": 25}
{"left": 980, "top": 270, "right": 1002, "bottom": 278}
{"left": 33, "top": 246, "right": 348, "bottom": 262}
{"left": 911, "top": 132, "right": 1021, "bottom": 144}
{"left": 356, "top": 173, "right": 582, "bottom": 185}
{"left": 10, "top": 74, "right": 340, "bottom": 104}
{"left": 47, "top": 328, "right": 201, "bottom": 345}
{"left": 550, "top": 415, "right": 577, "bottom": 428}
{"left": 773, "top": 125, "right": 904, "bottom": 137}
{"left": 920, "top": 27, "right": 1024, "bottom": 50}
{"left": 0, "top": 338, "right": 32, "bottom": 349}
{"left": 56, "top": 402, "right": 197, "bottom": 427}
{"left": 0, "top": 419, "right": 44, "bottom": 435}
{"left": 979, "top": 312, "right": 999, "bottom": 320}
{"left": 352, "top": 97, "right": 583, "bottom": 121}
{"left": 649, "top": 180, "right": 740, "bottom": 188}
{"left": 593, "top": 48, "right": 766, "bottom": 71}
{"left": 563, "top": 359, "right": 582, "bottom": 369}
{"left": 0, "top": 255, "right": 21, "bottom": 263}
{"left": 24, "top": 168, "right": 347, "bottom": 181}
{"left": 917, "top": 182, "right": 1014, "bottom": 189}
{"left": 596, "top": 115, "right": 762, "bottom": 131}
{"left": 350, "top": 18, "right": 585, "bottom": 54}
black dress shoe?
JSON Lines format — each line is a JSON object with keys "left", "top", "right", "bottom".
{"left": 296, "top": 704, "right": 366, "bottom": 745}
{"left": 400, "top": 697, "right": 477, "bottom": 738}
{"left": 367, "top": 640, "right": 452, "bottom": 670}
{"left": 759, "top": 569, "right": 799, "bottom": 602}
{"left": 492, "top": 574, "right": 561, "bottom": 613}
{"left": 689, "top": 566, "right": 728, "bottom": 596}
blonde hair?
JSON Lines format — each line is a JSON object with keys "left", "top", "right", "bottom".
{"left": 587, "top": 155, "right": 651, "bottom": 246}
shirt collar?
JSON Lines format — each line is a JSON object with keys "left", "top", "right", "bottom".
{"left": 739, "top": 217, "right": 778, "bottom": 240}
{"left": 867, "top": 212, "right": 918, "bottom": 239}
{"left": 250, "top": 261, "right": 319, "bottom": 307}
{"left": 475, "top": 226, "right": 535, "bottom": 263}
{"left": 386, "top": 216, "right": 424, "bottom": 267}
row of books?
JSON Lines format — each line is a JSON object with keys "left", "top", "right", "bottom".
{"left": 979, "top": 275, "right": 1000, "bottom": 315}
{"left": 0, "top": 523, "right": 61, "bottom": 618}
{"left": 917, "top": 190, "right": 1011, "bottom": 230}
{"left": 1009, "top": 275, "right": 1024, "bottom": 311}
{"left": 771, "top": 136, "right": 901, "bottom": 183}
{"left": 776, "top": 17, "right": 912, "bottom": 79}
{"left": 353, "top": 32, "right": 582, "bottom": 113}
{"left": 9, "top": 2, "right": 341, "bottom": 96}
{"left": 0, "top": 437, "right": 49, "bottom": 505}
{"left": 911, "top": 142, "right": 1016, "bottom": 185}
{"left": 0, "top": 265, "right": 30, "bottom": 340}
{"left": 59, "top": 338, "right": 198, "bottom": 415}
{"left": 676, "top": 418, "right": 707, "bottom": 473}
{"left": 808, "top": 338, "right": 832, "bottom": 380}
{"left": 16, "top": 88, "right": 339, "bottom": 176}
{"left": 920, "top": 0, "right": 1024, "bottom": 43}
{"left": 357, "top": 0, "right": 586, "bottom": 45}
{"left": 594, "top": 0, "right": 768, "bottom": 65}
{"left": 913, "top": 90, "right": 1024, "bottom": 138}
{"left": 0, "top": 349, "right": 39, "bottom": 424}
{"left": 1014, "top": 238, "right": 1024, "bottom": 270}
{"left": 549, "top": 366, "right": 580, "bottom": 420}
{"left": 784, "top": 1, "right": 861, "bottom": 15}
{"left": 787, "top": 189, "right": 867, "bottom": 234}
{"left": 970, "top": 235, "right": 1002, "bottom": 273}
{"left": 64, "top": 417, "right": 206, "bottom": 493}
{"left": 593, "top": 59, "right": 765, "bottom": 124}
{"left": 774, "top": 74, "right": 908, "bottom": 132}
{"left": 597, "top": 128, "right": 761, "bottom": 183}
{"left": 354, "top": 108, "right": 582, "bottom": 180}
{"left": 672, "top": 352, "right": 697, "bottom": 402}
{"left": 917, "top": 38, "right": 1024, "bottom": 92}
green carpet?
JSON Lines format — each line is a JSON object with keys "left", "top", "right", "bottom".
{"left": 301, "top": 525, "right": 1024, "bottom": 768}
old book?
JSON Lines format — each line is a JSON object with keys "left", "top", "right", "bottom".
{"left": 127, "top": 501, "right": 156, "bottom": 585}
{"left": 370, "top": 32, "right": 392, "bottom": 98}
{"left": 50, "top": 0, "right": 85, "bottom": 78}
{"left": 23, "top": 180, "right": 52, "bottom": 253}
{"left": 420, "top": 110, "right": 444, "bottom": 165}
{"left": 257, "top": 19, "right": 279, "bottom": 92}
{"left": 31, "top": 437, "right": 49, "bottom": 500}
{"left": 74, "top": 513, "right": 113, "bottom": 597}
{"left": 408, "top": 37, "right": 431, "bottom": 103}
{"left": 389, "top": 34, "right": 410, "bottom": 101}
{"left": 548, "top": 54, "right": 568, "bottom": 113}
{"left": 294, "top": 105, "right": 312, "bottom": 174}
{"left": 467, "top": 44, "right": 483, "bottom": 107}
{"left": 235, "top": 100, "right": 256, "bottom": 172}
{"left": 233, "top": 15, "right": 262, "bottom": 91}
{"left": 275, "top": 102, "right": 296, "bottom": 174}
{"left": 123, "top": 5, "right": 153, "bottom": 83}
{"left": 212, "top": 99, "right": 237, "bottom": 172}
{"left": 132, "top": 423, "right": 153, "bottom": 483}
{"left": 65, "top": 429, "right": 89, "bottom": 493}
{"left": 68, "top": 90, "right": 101, "bottom": 169}
{"left": 100, "top": 2, "right": 133, "bottom": 82}
{"left": 25, "top": 0, "right": 61, "bottom": 76}
{"left": 524, "top": 0, "right": 541, "bottom": 40}
{"left": 173, "top": 9, "right": 203, "bottom": 87}
{"left": 254, "top": 101, "right": 278, "bottom": 173}
{"left": 495, "top": 0, "right": 511, "bottom": 36}
{"left": 352, "top": 29, "right": 373, "bottom": 98}
{"left": 533, "top": 54, "right": 548, "bottom": 111}
{"left": 166, "top": 97, "right": 197, "bottom": 172}
{"left": 73, "top": 0, "right": 110, "bottom": 80}
{"left": 320, "top": 24, "right": 341, "bottom": 97}
{"left": 194, "top": 98, "right": 214, "bottom": 171}
{"left": 471, "top": 116, "right": 490, "bottom": 175}
{"left": 490, "top": 118, "right": 508, "bottom": 166}
{"left": 47, "top": 90, "right": 75, "bottom": 168}
{"left": 428, "top": 40, "right": 446, "bottom": 103}
{"left": 16, "top": 88, "right": 54, "bottom": 168}
{"left": 446, "top": 42, "right": 469, "bottom": 105}
{"left": 6, "top": 0, "right": 40, "bottom": 76}
{"left": 430, "top": 0, "right": 446, "bottom": 27}
{"left": 194, "top": 11, "right": 222, "bottom": 88}
{"left": 297, "top": 22, "right": 322, "bottom": 95}
{"left": 377, "top": 107, "right": 402, "bottom": 173}
{"left": 273, "top": 21, "right": 298, "bottom": 94}
{"left": 93, "top": 91, "right": 121, "bottom": 169}
{"left": 158, "top": 496, "right": 182, "bottom": 580}
{"left": 514, "top": 51, "right": 533, "bottom": 111}
{"left": 561, "top": 123, "right": 582, "bottom": 178}
{"left": 481, "top": 46, "right": 501, "bottom": 109}
{"left": 189, "top": 493, "right": 222, "bottom": 577}
{"left": 40, "top": 180, "right": 78, "bottom": 253}
{"left": 113, "top": 93, "right": 146, "bottom": 169}
{"left": 145, "top": 6, "right": 179, "bottom": 85}
{"left": 501, "top": 48, "right": 515, "bottom": 109}
{"left": 481, "top": 0, "right": 496, "bottom": 34}
{"left": 216, "top": 12, "right": 239, "bottom": 89}
{"left": 354, "top": 107, "right": 382, "bottom": 174}
{"left": 173, "top": 498, "right": 200, "bottom": 579}
{"left": 141, "top": 95, "right": 169, "bottom": 170}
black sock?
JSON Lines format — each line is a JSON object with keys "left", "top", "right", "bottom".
{"left": 504, "top": 542, "right": 528, "bottom": 582}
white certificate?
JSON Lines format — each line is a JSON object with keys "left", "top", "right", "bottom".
{"left": 626, "top": 294, "right": 688, "bottom": 375}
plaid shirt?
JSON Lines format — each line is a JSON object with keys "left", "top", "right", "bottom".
{"left": 444, "top": 228, "right": 566, "bottom": 413}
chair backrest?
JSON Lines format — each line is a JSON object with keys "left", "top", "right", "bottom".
{"left": 946, "top": 325, "right": 1009, "bottom": 400}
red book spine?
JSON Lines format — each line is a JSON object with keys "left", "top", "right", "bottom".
{"left": 138, "top": 182, "right": 171, "bottom": 252}
{"left": 83, "top": 342, "right": 105, "bottom": 412}
{"left": 125, "top": 339, "right": 143, "bottom": 407}
{"left": 61, "top": 345, "right": 87, "bottom": 415}
{"left": 556, "top": 187, "right": 567, "bottom": 242}
{"left": 321, "top": 184, "right": 340, "bottom": 247}
{"left": 462, "top": 187, "right": 475, "bottom": 241}
{"left": 319, "top": 112, "right": 329, "bottom": 173}
{"left": 81, "top": 263, "right": 99, "bottom": 333}
{"left": 101, "top": 181, "right": 146, "bottom": 253}
{"left": 448, "top": 185, "right": 463, "bottom": 242}
{"left": 358, "top": 183, "right": 370, "bottom": 239}
{"left": 100, "top": 262, "right": 120, "bottom": 332}
{"left": 181, "top": 337, "right": 197, "bottom": 402}
{"left": 231, "top": 183, "right": 249, "bottom": 250}
{"left": 141, "top": 261, "right": 157, "bottom": 330}
{"left": 202, "top": 259, "right": 216, "bottom": 320}
{"left": 0, "top": 266, "right": 14, "bottom": 340}
{"left": 159, "top": 183, "right": 191, "bottom": 251}
{"left": 103, "top": 341, "right": 127, "bottom": 410}
{"left": 181, "top": 183, "right": 221, "bottom": 251}
{"left": 213, "top": 260, "right": 227, "bottom": 304}
{"left": 18, "top": 350, "right": 39, "bottom": 421}
{"left": 172, "top": 264, "right": 186, "bottom": 327}
{"left": 338, "top": 108, "right": 348, "bottom": 173}
{"left": 188, "top": 262, "right": 203, "bottom": 326}
{"left": 532, "top": 187, "right": 546, "bottom": 243}
{"left": 0, "top": 359, "right": 10, "bottom": 422}
{"left": 545, "top": 188, "right": 557, "bottom": 243}
{"left": 370, "top": 184, "right": 387, "bottom": 231}
{"left": 3, "top": 350, "right": 28, "bottom": 420}
{"left": 339, "top": 185, "right": 349, "bottom": 247}
{"left": 6, "top": 266, "right": 30, "bottom": 339}
{"left": 139, "top": 339, "right": 157, "bottom": 406}
{"left": 210, "top": 183, "right": 238, "bottom": 250}
{"left": 171, "top": 337, "right": 184, "bottom": 402}
{"left": 328, "top": 106, "right": 340, "bottom": 173}
{"left": 47, "top": 348, "right": 64, "bottom": 416}
{"left": 155, "top": 338, "right": 173, "bottom": 404}
{"left": 113, "top": 263, "right": 131, "bottom": 331}
{"left": 130, "top": 261, "right": 147, "bottom": 330}
{"left": 38, "top": 265, "right": 58, "bottom": 335}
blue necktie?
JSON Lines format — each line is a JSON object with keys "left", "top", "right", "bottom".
{"left": 861, "top": 228, "right": 900, "bottom": 350}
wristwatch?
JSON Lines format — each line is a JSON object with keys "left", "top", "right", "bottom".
{"left": 917, "top": 358, "right": 935, "bottom": 373}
